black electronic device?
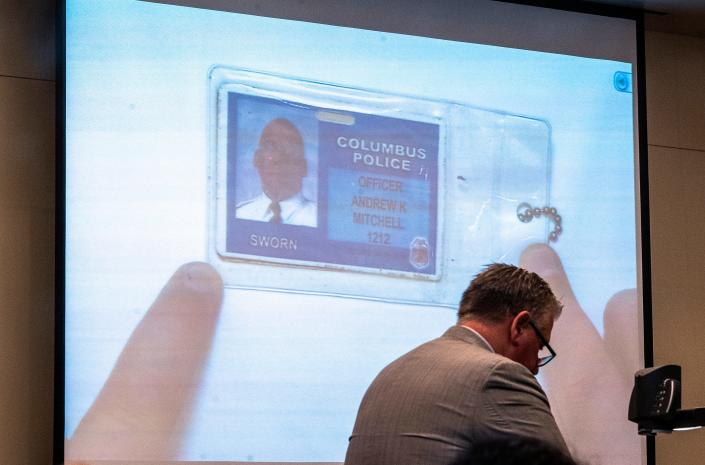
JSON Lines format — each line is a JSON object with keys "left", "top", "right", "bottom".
{"left": 628, "top": 365, "right": 705, "bottom": 435}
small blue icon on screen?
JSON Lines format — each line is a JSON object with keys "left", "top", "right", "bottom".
{"left": 613, "top": 71, "right": 632, "bottom": 93}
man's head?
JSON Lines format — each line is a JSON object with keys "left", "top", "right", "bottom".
{"left": 253, "top": 118, "right": 307, "bottom": 202}
{"left": 458, "top": 263, "right": 562, "bottom": 374}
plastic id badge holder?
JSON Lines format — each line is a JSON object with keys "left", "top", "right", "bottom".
{"left": 208, "top": 67, "right": 552, "bottom": 307}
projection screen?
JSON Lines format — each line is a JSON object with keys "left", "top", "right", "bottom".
{"left": 62, "top": 1, "right": 648, "bottom": 464}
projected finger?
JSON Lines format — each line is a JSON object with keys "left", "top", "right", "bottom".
{"left": 519, "top": 244, "right": 636, "bottom": 463}
{"left": 519, "top": 243, "right": 605, "bottom": 366}
{"left": 67, "top": 262, "right": 224, "bottom": 462}
{"left": 604, "top": 289, "right": 640, "bottom": 383}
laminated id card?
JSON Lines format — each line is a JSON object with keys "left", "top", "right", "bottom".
{"left": 208, "top": 67, "right": 552, "bottom": 306}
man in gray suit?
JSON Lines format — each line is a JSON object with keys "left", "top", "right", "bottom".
{"left": 344, "top": 263, "right": 569, "bottom": 465}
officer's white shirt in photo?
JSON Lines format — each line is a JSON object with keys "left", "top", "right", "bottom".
{"left": 235, "top": 192, "right": 317, "bottom": 227}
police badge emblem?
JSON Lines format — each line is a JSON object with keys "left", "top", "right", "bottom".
{"left": 409, "top": 237, "right": 430, "bottom": 269}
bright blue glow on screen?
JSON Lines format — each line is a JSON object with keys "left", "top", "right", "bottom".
{"left": 66, "top": 0, "right": 639, "bottom": 462}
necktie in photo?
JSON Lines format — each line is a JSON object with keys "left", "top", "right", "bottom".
{"left": 269, "top": 201, "right": 282, "bottom": 224}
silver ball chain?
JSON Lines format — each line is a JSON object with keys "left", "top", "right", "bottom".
{"left": 516, "top": 202, "right": 563, "bottom": 243}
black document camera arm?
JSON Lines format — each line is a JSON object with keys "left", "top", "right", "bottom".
{"left": 628, "top": 365, "right": 705, "bottom": 435}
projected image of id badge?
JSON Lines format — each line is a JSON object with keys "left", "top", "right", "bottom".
{"left": 208, "top": 67, "right": 551, "bottom": 306}
{"left": 211, "top": 71, "right": 442, "bottom": 279}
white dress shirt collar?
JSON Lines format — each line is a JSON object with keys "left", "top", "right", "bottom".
{"left": 459, "top": 325, "right": 495, "bottom": 353}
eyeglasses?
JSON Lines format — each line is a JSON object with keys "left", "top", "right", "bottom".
{"left": 528, "top": 319, "right": 556, "bottom": 367}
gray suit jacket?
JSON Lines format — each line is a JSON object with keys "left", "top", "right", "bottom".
{"left": 344, "top": 325, "right": 568, "bottom": 465}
